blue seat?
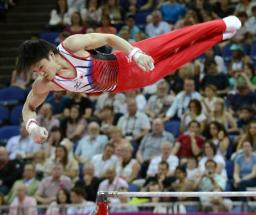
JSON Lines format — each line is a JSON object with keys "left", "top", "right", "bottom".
{"left": 128, "top": 184, "right": 139, "bottom": 192}
{"left": 0, "top": 125, "right": 20, "bottom": 146}
{"left": 251, "top": 42, "right": 256, "bottom": 61}
{"left": 164, "top": 120, "right": 180, "bottom": 137}
{"left": 0, "top": 87, "right": 26, "bottom": 106}
{"left": 135, "top": 10, "right": 152, "bottom": 26}
{"left": 222, "top": 43, "right": 232, "bottom": 63}
{"left": 10, "top": 105, "right": 23, "bottom": 125}
{"left": 225, "top": 159, "right": 234, "bottom": 179}
{"left": 0, "top": 106, "right": 9, "bottom": 125}
{"left": 39, "top": 31, "right": 60, "bottom": 45}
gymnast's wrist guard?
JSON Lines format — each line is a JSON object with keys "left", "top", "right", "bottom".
{"left": 128, "top": 47, "right": 143, "bottom": 62}
{"left": 26, "top": 119, "right": 39, "bottom": 134}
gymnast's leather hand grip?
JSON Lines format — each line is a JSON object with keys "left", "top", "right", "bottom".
{"left": 30, "top": 125, "right": 48, "bottom": 144}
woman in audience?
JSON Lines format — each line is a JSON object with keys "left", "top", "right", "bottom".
{"left": 11, "top": 68, "right": 31, "bottom": 89}
{"left": 64, "top": 11, "right": 86, "bottom": 35}
{"left": 202, "top": 84, "right": 218, "bottom": 115}
{"left": 96, "top": 14, "right": 117, "bottom": 34}
{"left": 237, "top": 120, "right": 256, "bottom": 151}
{"left": 102, "top": 0, "right": 123, "bottom": 25}
{"left": 81, "top": 0, "right": 102, "bottom": 27}
{"left": 46, "top": 188, "right": 71, "bottom": 215}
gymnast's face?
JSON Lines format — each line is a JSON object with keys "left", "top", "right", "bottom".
{"left": 32, "top": 52, "right": 59, "bottom": 81}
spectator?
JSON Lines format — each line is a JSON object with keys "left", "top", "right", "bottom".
{"left": 165, "top": 79, "right": 201, "bottom": 120}
{"left": 98, "top": 167, "right": 128, "bottom": 191}
{"left": 213, "top": 0, "right": 235, "bottom": 18}
{"left": 108, "top": 126, "right": 128, "bottom": 151}
{"left": 198, "top": 141, "right": 227, "bottom": 178}
{"left": 119, "top": 14, "right": 140, "bottom": 40}
{"left": 210, "top": 98, "right": 238, "bottom": 133}
{"left": 146, "top": 80, "right": 174, "bottom": 119}
{"left": 180, "top": 99, "right": 207, "bottom": 132}
{"left": 237, "top": 120, "right": 256, "bottom": 151}
{"left": 74, "top": 163, "right": 100, "bottom": 202}
{"left": 6, "top": 123, "right": 41, "bottom": 160}
{"left": 201, "top": 84, "right": 218, "bottom": 115}
{"left": 97, "top": 106, "right": 117, "bottom": 135}
{"left": 46, "top": 188, "right": 71, "bottom": 215}
{"left": 0, "top": 147, "right": 21, "bottom": 196}
{"left": 174, "top": 8, "right": 199, "bottom": 29}
{"left": 67, "top": 187, "right": 96, "bottom": 215}
{"left": 147, "top": 142, "right": 179, "bottom": 177}
{"left": 171, "top": 165, "right": 192, "bottom": 193}
{"left": 235, "top": 0, "right": 256, "bottom": 16}
{"left": 125, "top": 90, "right": 147, "bottom": 113}
{"left": 75, "top": 121, "right": 108, "bottom": 164}
{"left": 11, "top": 68, "right": 31, "bottom": 89}
{"left": 64, "top": 11, "right": 87, "bottom": 35}
{"left": 233, "top": 140, "right": 256, "bottom": 191}
{"left": 67, "top": 0, "right": 84, "bottom": 11}
{"left": 145, "top": 10, "right": 171, "bottom": 37}
{"left": 158, "top": 0, "right": 186, "bottom": 24}
{"left": 186, "top": 157, "right": 201, "bottom": 184}
{"left": 201, "top": 59, "right": 229, "bottom": 96}
{"left": 172, "top": 120, "right": 204, "bottom": 163}
{"left": 32, "top": 150, "right": 47, "bottom": 180}
{"left": 96, "top": 14, "right": 117, "bottom": 34}
{"left": 37, "top": 103, "right": 60, "bottom": 131}
{"left": 45, "top": 145, "right": 79, "bottom": 181}
{"left": 117, "top": 142, "right": 140, "bottom": 183}
{"left": 81, "top": 0, "right": 102, "bottom": 27}
{"left": 49, "top": 0, "right": 71, "bottom": 30}
{"left": 9, "top": 184, "right": 37, "bottom": 215}
{"left": 136, "top": 118, "right": 175, "bottom": 177}
{"left": 117, "top": 98, "right": 150, "bottom": 142}
{"left": 91, "top": 143, "right": 119, "bottom": 179}
{"left": 237, "top": 106, "right": 256, "bottom": 132}
{"left": 204, "top": 121, "right": 231, "bottom": 158}
{"left": 35, "top": 163, "right": 72, "bottom": 205}
{"left": 61, "top": 105, "right": 86, "bottom": 142}
{"left": 5, "top": 164, "right": 39, "bottom": 204}
{"left": 102, "top": 0, "right": 123, "bottom": 25}
{"left": 245, "top": 5, "right": 256, "bottom": 36}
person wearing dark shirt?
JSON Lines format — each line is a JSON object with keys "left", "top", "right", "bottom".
{"left": 201, "top": 59, "right": 229, "bottom": 96}
{"left": 213, "top": 0, "right": 235, "bottom": 18}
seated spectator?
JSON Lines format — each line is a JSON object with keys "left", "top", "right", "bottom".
{"left": 67, "top": 0, "right": 84, "bottom": 10}
{"left": 146, "top": 80, "right": 174, "bottom": 119}
{"left": 119, "top": 13, "right": 140, "bottom": 41}
{"left": 98, "top": 167, "right": 128, "bottom": 191}
{"left": 49, "top": 0, "right": 72, "bottom": 30}
{"left": 67, "top": 187, "right": 97, "bottom": 215}
{"left": 237, "top": 120, "right": 256, "bottom": 151}
{"left": 0, "top": 147, "right": 21, "bottom": 196}
{"left": 147, "top": 142, "right": 178, "bottom": 177}
{"left": 186, "top": 157, "right": 201, "bottom": 184}
{"left": 125, "top": 90, "right": 147, "bottom": 113}
{"left": 46, "top": 188, "right": 71, "bottom": 215}
{"left": 136, "top": 118, "right": 174, "bottom": 178}
{"left": 108, "top": 126, "right": 128, "bottom": 151}
{"left": 145, "top": 10, "right": 171, "bottom": 37}
{"left": 5, "top": 164, "right": 39, "bottom": 204}
{"left": 96, "top": 14, "right": 117, "bottom": 34}
{"left": 102, "top": 0, "right": 123, "bottom": 25}
{"left": 201, "top": 59, "right": 229, "bottom": 96}
{"left": 210, "top": 98, "right": 238, "bottom": 133}
{"left": 180, "top": 99, "right": 207, "bottom": 132}
{"left": 233, "top": 141, "right": 256, "bottom": 191}
{"left": 9, "top": 184, "right": 37, "bottom": 215}
{"left": 235, "top": 0, "right": 256, "bottom": 17}
{"left": 171, "top": 166, "right": 192, "bottom": 193}
{"left": 32, "top": 150, "right": 47, "bottom": 180}
{"left": 117, "top": 142, "right": 140, "bottom": 183}
{"left": 97, "top": 106, "right": 116, "bottom": 135}
{"left": 75, "top": 121, "right": 108, "bottom": 164}
{"left": 213, "top": 0, "right": 234, "bottom": 18}
{"left": 204, "top": 121, "right": 231, "bottom": 158}
{"left": 165, "top": 79, "right": 201, "bottom": 121}
{"left": 201, "top": 84, "right": 218, "bottom": 115}
{"left": 241, "top": 63, "right": 256, "bottom": 88}
{"left": 174, "top": 8, "right": 198, "bottom": 29}
{"left": 37, "top": 103, "right": 60, "bottom": 131}
{"left": 66, "top": 93, "right": 93, "bottom": 120}
{"left": 81, "top": 0, "right": 102, "bottom": 27}
{"left": 237, "top": 106, "right": 256, "bottom": 132}
{"left": 35, "top": 163, "right": 72, "bottom": 205}
{"left": 11, "top": 68, "right": 31, "bottom": 89}
{"left": 245, "top": 5, "right": 256, "bottom": 36}
{"left": 91, "top": 143, "right": 119, "bottom": 179}
{"left": 143, "top": 161, "right": 175, "bottom": 191}
{"left": 45, "top": 145, "right": 79, "bottom": 181}
{"left": 158, "top": 0, "right": 186, "bottom": 24}
{"left": 64, "top": 11, "right": 87, "bottom": 35}
{"left": 198, "top": 141, "right": 227, "bottom": 178}
{"left": 172, "top": 120, "right": 204, "bottom": 163}
{"left": 61, "top": 105, "right": 86, "bottom": 142}
{"left": 6, "top": 123, "right": 41, "bottom": 160}
{"left": 117, "top": 98, "right": 150, "bottom": 142}
{"left": 74, "top": 163, "right": 100, "bottom": 202}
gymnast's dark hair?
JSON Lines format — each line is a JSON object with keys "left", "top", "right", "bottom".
{"left": 16, "top": 39, "right": 59, "bottom": 72}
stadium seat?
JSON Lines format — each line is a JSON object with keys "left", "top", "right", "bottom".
{"left": 250, "top": 42, "right": 256, "bottom": 61}
{"left": 225, "top": 160, "right": 234, "bottom": 179}
{"left": 222, "top": 43, "right": 232, "bottom": 63}
{"left": 0, "top": 125, "right": 20, "bottom": 146}
{"left": 135, "top": 10, "right": 152, "bottom": 26}
{"left": 164, "top": 120, "right": 180, "bottom": 137}
{"left": 39, "top": 31, "right": 60, "bottom": 45}
{"left": 10, "top": 105, "right": 23, "bottom": 125}
{"left": 0, "top": 87, "right": 26, "bottom": 106}
{"left": 0, "top": 106, "right": 9, "bottom": 125}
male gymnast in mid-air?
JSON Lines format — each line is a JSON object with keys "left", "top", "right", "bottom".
{"left": 17, "top": 16, "right": 241, "bottom": 144}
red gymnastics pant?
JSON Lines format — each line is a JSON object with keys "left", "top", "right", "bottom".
{"left": 113, "top": 19, "right": 226, "bottom": 93}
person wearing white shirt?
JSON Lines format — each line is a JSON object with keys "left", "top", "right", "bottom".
{"left": 165, "top": 79, "right": 201, "bottom": 120}
{"left": 147, "top": 142, "right": 179, "bottom": 177}
{"left": 245, "top": 6, "right": 256, "bottom": 35}
{"left": 91, "top": 143, "right": 119, "bottom": 178}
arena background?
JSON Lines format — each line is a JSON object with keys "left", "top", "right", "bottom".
{"left": 0, "top": 0, "right": 256, "bottom": 214}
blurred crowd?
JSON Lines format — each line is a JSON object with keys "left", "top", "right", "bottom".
{"left": 2, "top": 0, "right": 256, "bottom": 214}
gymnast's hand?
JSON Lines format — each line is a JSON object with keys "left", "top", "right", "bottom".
{"left": 129, "top": 47, "right": 155, "bottom": 72}
{"left": 30, "top": 125, "right": 48, "bottom": 144}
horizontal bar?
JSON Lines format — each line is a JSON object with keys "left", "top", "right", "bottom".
{"left": 97, "top": 191, "right": 256, "bottom": 198}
